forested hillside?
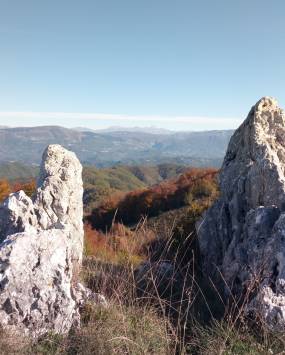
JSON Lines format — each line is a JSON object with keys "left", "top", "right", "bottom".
{"left": 0, "top": 162, "right": 190, "bottom": 208}
{"left": 83, "top": 163, "right": 189, "bottom": 209}
{"left": 0, "top": 162, "right": 38, "bottom": 181}
{"left": 87, "top": 168, "right": 218, "bottom": 229}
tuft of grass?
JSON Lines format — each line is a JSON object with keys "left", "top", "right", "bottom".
{"left": 186, "top": 320, "right": 263, "bottom": 355}
{"left": 186, "top": 318, "right": 285, "bottom": 354}
{"left": 70, "top": 303, "right": 174, "bottom": 355}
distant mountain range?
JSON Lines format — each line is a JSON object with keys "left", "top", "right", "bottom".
{"left": 73, "top": 126, "right": 173, "bottom": 135}
{"left": 0, "top": 125, "right": 233, "bottom": 167}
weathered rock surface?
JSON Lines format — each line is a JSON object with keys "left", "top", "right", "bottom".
{"left": 0, "top": 145, "right": 89, "bottom": 337}
{"left": 197, "top": 97, "right": 285, "bottom": 331}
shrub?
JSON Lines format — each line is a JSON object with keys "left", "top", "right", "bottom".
{"left": 12, "top": 180, "right": 36, "bottom": 197}
{"left": 0, "top": 179, "right": 10, "bottom": 202}
{"left": 84, "top": 222, "right": 156, "bottom": 267}
{"left": 0, "top": 179, "right": 37, "bottom": 204}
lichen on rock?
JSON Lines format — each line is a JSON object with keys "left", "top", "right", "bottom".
{"left": 197, "top": 97, "right": 285, "bottom": 331}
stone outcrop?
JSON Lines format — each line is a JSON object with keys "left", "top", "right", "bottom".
{"left": 197, "top": 97, "right": 285, "bottom": 331}
{"left": 0, "top": 145, "right": 91, "bottom": 337}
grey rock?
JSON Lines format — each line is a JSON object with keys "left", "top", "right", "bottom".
{"left": 0, "top": 145, "right": 97, "bottom": 337}
{"left": 197, "top": 97, "right": 285, "bottom": 331}
{"left": 0, "top": 191, "right": 37, "bottom": 239}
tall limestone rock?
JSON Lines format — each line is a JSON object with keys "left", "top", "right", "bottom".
{"left": 0, "top": 145, "right": 88, "bottom": 337}
{"left": 198, "top": 97, "right": 285, "bottom": 330}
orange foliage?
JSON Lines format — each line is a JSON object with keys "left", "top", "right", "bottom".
{"left": 0, "top": 179, "right": 36, "bottom": 203}
{"left": 12, "top": 180, "right": 36, "bottom": 197}
{"left": 84, "top": 223, "right": 115, "bottom": 258}
{"left": 87, "top": 168, "right": 219, "bottom": 230}
{"left": 84, "top": 222, "right": 155, "bottom": 265}
{"left": 0, "top": 179, "right": 11, "bottom": 202}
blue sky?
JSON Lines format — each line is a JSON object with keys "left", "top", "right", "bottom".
{"left": 0, "top": 0, "right": 285, "bottom": 130}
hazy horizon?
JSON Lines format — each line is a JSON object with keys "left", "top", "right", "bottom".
{"left": 0, "top": 122, "right": 236, "bottom": 132}
{"left": 0, "top": 111, "right": 242, "bottom": 131}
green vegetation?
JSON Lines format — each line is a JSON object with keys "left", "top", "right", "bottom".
{"left": 127, "top": 163, "right": 187, "bottom": 185}
{"left": 83, "top": 166, "right": 146, "bottom": 211}
{"left": 0, "top": 162, "right": 38, "bottom": 181}
{"left": 84, "top": 166, "right": 145, "bottom": 191}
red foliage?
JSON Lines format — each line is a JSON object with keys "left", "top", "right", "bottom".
{"left": 0, "top": 179, "right": 36, "bottom": 203}
{"left": 87, "top": 168, "right": 219, "bottom": 230}
{"left": 0, "top": 179, "right": 11, "bottom": 202}
{"left": 12, "top": 180, "right": 36, "bottom": 197}
{"left": 84, "top": 223, "right": 114, "bottom": 257}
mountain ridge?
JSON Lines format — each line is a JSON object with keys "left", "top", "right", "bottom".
{"left": 0, "top": 125, "right": 233, "bottom": 167}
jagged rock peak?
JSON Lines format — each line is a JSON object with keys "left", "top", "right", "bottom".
{"left": 35, "top": 144, "right": 84, "bottom": 266}
{"left": 220, "top": 96, "right": 285, "bottom": 209}
{"left": 0, "top": 145, "right": 99, "bottom": 337}
{"left": 197, "top": 97, "right": 285, "bottom": 331}
{"left": 255, "top": 96, "right": 278, "bottom": 112}
{"left": 37, "top": 144, "right": 83, "bottom": 228}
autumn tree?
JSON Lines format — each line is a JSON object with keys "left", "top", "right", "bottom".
{"left": 0, "top": 179, "right": 10, "bottom": 202}
{"left": 12, "top": 180, "right": 36, "bottom": 197}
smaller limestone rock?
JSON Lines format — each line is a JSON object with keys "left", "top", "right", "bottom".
{"left": 0, "top": 144, "right": 100, "bottom": 337}
{"left": 75, "top": 283, "right": 108, "bottom": 308}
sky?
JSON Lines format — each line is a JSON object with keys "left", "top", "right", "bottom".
{"left": 0, "top": 0, "right": 285, "bottom": 131}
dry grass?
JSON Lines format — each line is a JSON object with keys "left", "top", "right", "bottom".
{"left": 81, "top": 215, "right": 285, "bottom": 355}
{"left": 84, "top": 221, "right": 156, "bottom": 267}
{"left": 25, "top": 304, "right": 174, "bottom": 355}
{"left": 3, "top": 253, "right": 285, "bottom": 355}
{"left": 2, "top": 211, "right": 285, "bottom": 354}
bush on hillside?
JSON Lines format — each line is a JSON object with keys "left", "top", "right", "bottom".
{"left": 0, "top": 179, "right": 10, "bottom": 202}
